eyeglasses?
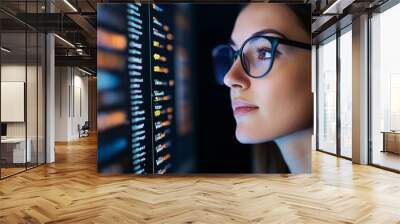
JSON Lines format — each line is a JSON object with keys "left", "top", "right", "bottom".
{"left": 212, "top": 35, "right": 311, "bottom": 85}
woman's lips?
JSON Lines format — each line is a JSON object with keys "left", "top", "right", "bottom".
{"left": 232, "top": 100, "right": 259, "bottom": 117}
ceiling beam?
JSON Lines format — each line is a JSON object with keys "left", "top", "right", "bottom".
{"left": 55, "top": 55, "right": 96, "bottom": 68}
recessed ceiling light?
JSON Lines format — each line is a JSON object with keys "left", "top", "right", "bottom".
{"left": 1, "top": 47, "right": 11, "bottom": 53}
{"left": 78, "top": 67, "right": 93, "bottom": 76}
{"left": 63, "top": 0, "right": 78, "bottom": 12}
{"left": 54, "top": 34, "right": 75, "bottom": 48}
{"left": 322, "top": 0, "right": 354, "bottom": 15}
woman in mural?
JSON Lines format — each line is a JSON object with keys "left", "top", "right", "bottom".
{"left": 213, "top": 4, "right": 313, "bottom": 173}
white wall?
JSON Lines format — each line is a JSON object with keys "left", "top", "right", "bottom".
{"left": 1, "top": 65, "right": 26, "bottom": 139}
{"left": 1, "top": 64, "right": 45, "bottom": 163}
{"left": 72, "top": 72, "right": 89, "bottom": 138}
{"left": 55, "top": 67, "right": 89, "bottom": 141}
{"left": 55, "top": 66, "right": 69, "bottom": 141}
{"left": 1, "top": 65, "right": 40, "bottom": 137}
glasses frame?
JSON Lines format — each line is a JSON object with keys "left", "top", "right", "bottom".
{"left": 229, "top": 35, "right": 311, "bottom": 78}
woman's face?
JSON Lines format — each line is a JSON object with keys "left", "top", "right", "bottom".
{"left": 224, "top": 4, "right": 313, "bottom": 144}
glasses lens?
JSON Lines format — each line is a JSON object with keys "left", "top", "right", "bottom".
{"left": 212, "top": 45, "right": 234, "bottom": 85}
{"left": 242, "top": 37, "right": 273, "bottom": 77}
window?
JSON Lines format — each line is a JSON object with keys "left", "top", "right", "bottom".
{"left": 370, "top": 2, "right": 400, "bottom": 171}
{"left": 339, "top": 28, "right": 352, "bottom": 158}
{"left": 317, "top": 36, "right": 337, "bottom": 154}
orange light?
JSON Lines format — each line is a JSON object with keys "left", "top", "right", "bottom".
{"left": 98, "top": 111, "right": 127, "bottom": 131}
{"left": 166, "top": 44, "right": 173, "bottom": 51}
{"left": 97, "top": 51, "right": 125, "bottom": 70}
{"left": 153, "top": 66, "right": 169, "bottom": 74}
{"left": 163, "top": 25, "right": 170, "bottom": 32}
{"left": 97, "top": 29, "right": 127, "bottom": 50}
{"left": 166, "top": 33, "right": 174, "bottom": 40}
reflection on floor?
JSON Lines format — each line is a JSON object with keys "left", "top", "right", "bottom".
{"left": 0, "top": 162, "right": 42, "bottom": 178}
{"left": 1, "top": 167, "right": 25, "bottom": 178}
{"left": 340, "top": 147, "right": 352, "bottom": 158}
{"left": 373, "top": 150, "right": 400, "bottom": 171}
{"left": 0, "top": 135, "right": 400, "bottom": 223}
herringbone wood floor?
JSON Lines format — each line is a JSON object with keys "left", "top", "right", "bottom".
{"left": 1, "top": 135, "right": 400, "bottom": 224}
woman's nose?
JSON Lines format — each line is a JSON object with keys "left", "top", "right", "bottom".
{"left": 223, "top": 58, "right": 250, "bottom": 89}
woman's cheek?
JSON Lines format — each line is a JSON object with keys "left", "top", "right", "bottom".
{"left": 234, "top": 54, "right": 312, "bottom": 143}
{"left": 234, "top": 82, "right": 277, "bottom": 143}
{"left": 255, "top": 69, "right": 297, "bottom": 136}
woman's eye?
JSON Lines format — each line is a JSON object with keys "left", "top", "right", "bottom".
{"left": 257, "top": 48, "right": 272, "bottom": 60}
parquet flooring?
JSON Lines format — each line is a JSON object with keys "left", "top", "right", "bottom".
{"left": 1, "top": 135, "right": 400, "bottom": 223}
{"left": 1, "top": 167, "right": 26, "bottom": 178}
